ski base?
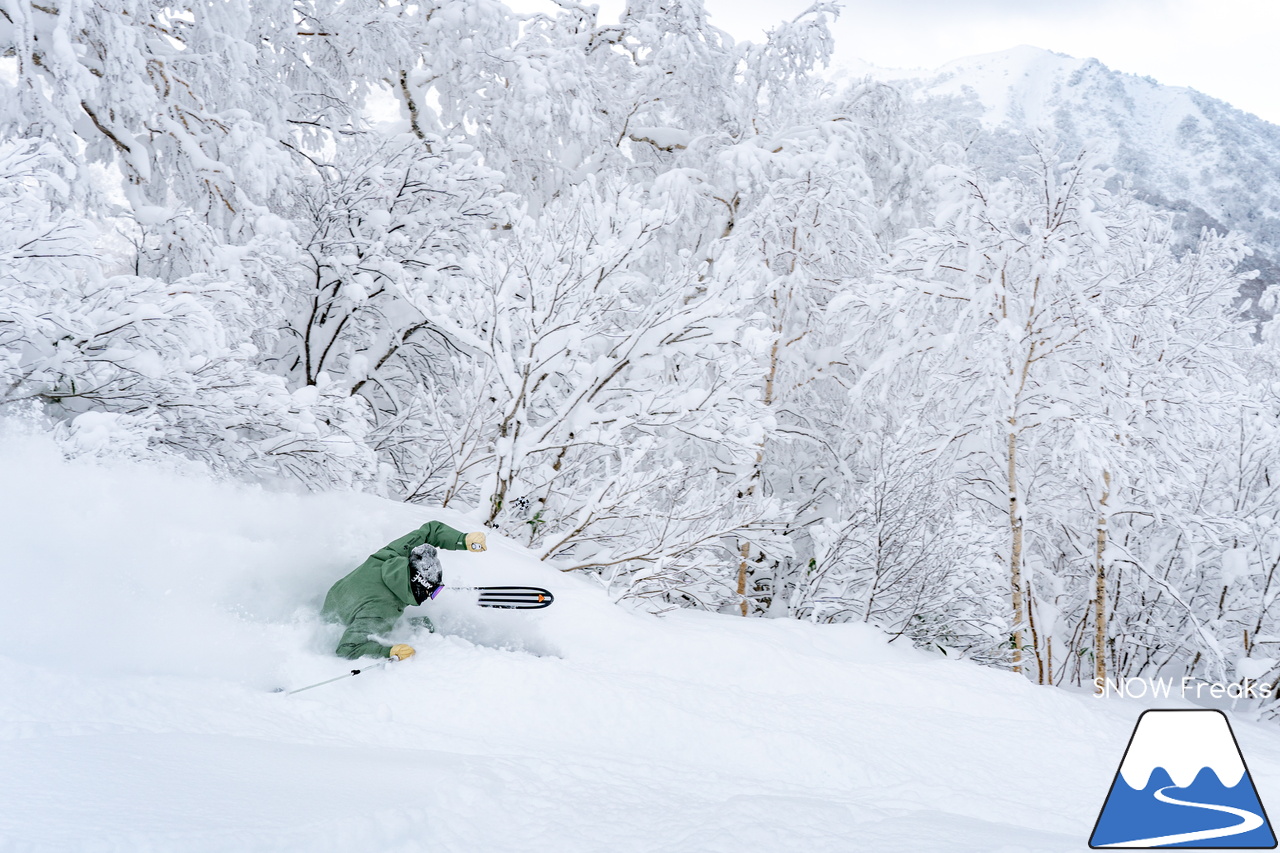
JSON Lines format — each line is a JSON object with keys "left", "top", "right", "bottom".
{"left": 457, "top": 586, "right": 554, "bottom": 609}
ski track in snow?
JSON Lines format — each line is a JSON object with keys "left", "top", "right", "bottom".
{"left": 1099, "top": 785, "right": 1264, "bottom": 848}
{"left": 1, "top": 428, "right": 1279, "bottom": 852}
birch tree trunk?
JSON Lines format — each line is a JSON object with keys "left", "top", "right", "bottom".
{"left": 736, "top": 540, "right": 752, "bottom": 616}
{"left": 736, "top": 292, "right": 781, "bottom": 615}
{"left": 1008, "top": 418, "right": 1025, "bottom": 674}
{"left": 1094, "top": 470, "right": 1111, "bottom": 691}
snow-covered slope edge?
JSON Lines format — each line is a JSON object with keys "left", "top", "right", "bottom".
{"left": 3, "top": 420, "right": 1280, "bottom": 853}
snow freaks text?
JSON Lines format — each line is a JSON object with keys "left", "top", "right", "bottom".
{"left": 1095, "top": 678, "right": 1276, "bottom": 700}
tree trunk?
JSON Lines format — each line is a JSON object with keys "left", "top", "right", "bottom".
{"left": 1026, "top": 580, "right": 1045, "bottom": 684}
{"left": 1008, "top": 419, "right": 1025, "bottom": 674}
{"left": 1094, "top": 470, "right": 1111, "bottom": 692}
{"left": 736, "top": 288, "right": 782, "bottom": 616}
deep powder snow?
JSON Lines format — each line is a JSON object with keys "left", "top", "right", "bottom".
{"left": 2, "top": 423, "right": 1279, "bottom": 852}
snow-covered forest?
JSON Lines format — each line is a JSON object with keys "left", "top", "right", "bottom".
{"left": 3, "top": 0, "right": 1279, "bottom": 699}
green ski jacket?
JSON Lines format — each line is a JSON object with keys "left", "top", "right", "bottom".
{"left": 321, "top": 521, "right": 468, "bottom": 659}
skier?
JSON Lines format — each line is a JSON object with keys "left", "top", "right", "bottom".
{"left": 322, "top": 520, "right": 488, "bottom": 660}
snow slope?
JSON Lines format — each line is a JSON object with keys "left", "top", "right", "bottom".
{"left": 3, "top": 419, "right": 1280, "bottom": 852}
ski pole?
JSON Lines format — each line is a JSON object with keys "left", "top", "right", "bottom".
{"left": 275, "top": 658, "right": 394, "bottom": 696}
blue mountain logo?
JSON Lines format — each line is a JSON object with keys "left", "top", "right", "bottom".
{"left": 1091, "top": 709, "right": 1277, "bottom": 848}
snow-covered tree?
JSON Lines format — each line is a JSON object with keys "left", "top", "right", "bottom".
{"left": 406, "top": 178, "right": 775, "bottom": 605}
{"left": 882, "top": 140, "right": 1252, "bottom": 677}
{"left": 8, "top": 0, "right": 1280, "bottom": 698}
{"left": 0, "top": 138, "right": 376, "bottom": 483}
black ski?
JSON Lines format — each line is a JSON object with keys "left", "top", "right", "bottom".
{"left": 442, "top": 585, "right": 554, "bottom": 609}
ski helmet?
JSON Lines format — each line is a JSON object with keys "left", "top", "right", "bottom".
{"left": 409, "top": 542, "right": 443, "bottom": 590}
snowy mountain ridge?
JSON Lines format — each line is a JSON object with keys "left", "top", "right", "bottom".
{"left": 842, "top": 46, "right": 1280, "bottom": 311}
{"left": 1118, "top": 711, "right": 1247, "bottom": 790}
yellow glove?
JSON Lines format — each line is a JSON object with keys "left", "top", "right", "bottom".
{"left": 465, "top": 531, "right": 487, "bottom": 552}
{"left": 389, "top": 644, "right": 415, "bottom": 661}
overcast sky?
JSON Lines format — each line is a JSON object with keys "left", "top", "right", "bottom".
{"left": 509, "top": 0, "right": 1280, "bottom": 125}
